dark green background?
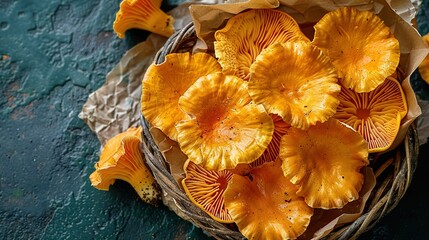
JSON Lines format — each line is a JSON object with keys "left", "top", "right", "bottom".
{"left": 0, "top": 0, "right": 428, "bottom": 239}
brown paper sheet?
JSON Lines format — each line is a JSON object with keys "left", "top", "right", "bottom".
{"left": 78, "top": 36, "right": 164, "bottom": 145}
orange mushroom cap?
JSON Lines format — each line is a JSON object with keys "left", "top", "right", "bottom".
{"left": 419, "top": 33, "right": 429, "bottom": 84}
{"left": 176, "top": 72, "right": 274, "bottom": 171}
{"left": 312, "top": 7, "right": 400, "bottom": 93}
{"left": 141, "top": 52, "right": 221, "bottom": 141}
{"left": 249, "top": 41, "right": 340, "bottom": 130}
{"left": 113, "top": 0, "right": 175, "bottom": 38}
{"left": 214, "top": 9, "right": 309, "bottom": 80}
{"left": 182, "top": 160, "right": 234, "bottom": 223}
{"left": 279, "top": 118, "right": 369, "bottom": 209}
{"left": 224, "top": 159, "right": 314, "bottom": 239}
{"left": 333, "top": 77, "right": 407, "bottom": 153}
{"left": 89, "top": 127, "right": 160, "bottom": 205}
{"left": 299, "top": 167, "right": 376, "bottom": 239}
{"left": 250, "top": 114, "right": 290, "bottom": 168}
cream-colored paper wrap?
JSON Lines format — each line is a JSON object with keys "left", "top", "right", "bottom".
{"left": 78, "top": 36, "right": 164, "bottom": 145}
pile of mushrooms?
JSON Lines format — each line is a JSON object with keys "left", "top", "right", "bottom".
{"left": 132, "top": 6, "right": 407, "bottom": 239}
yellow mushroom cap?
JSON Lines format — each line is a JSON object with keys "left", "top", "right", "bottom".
{"left": 279, "top": 118, "right": 369, "bottom": 209}
{"left": 89, "top": 127, "right": 160, "bottom": 204}
{"left": 250, "top": 114, "right": 290, "bottom": 168}
{"left": 224, "top": 159, "right": 314, "bottom": 239}
{"left": 333, "top": 77, "right": 407, "bottom": 153}
{"left": 249, "top": 41, "right": 340, "bottom": 130}
{"left": 312, "top": 7, "right": 400, "bottom": 93}
{"left": 182, "top": 160, "right": 234, "bottom": 223}
{"left": 214, "top": 9, "right": 309, "bottom": 80}
{"left": 176, "top": 72, "right": 274, "bottom": 171}
{"left": 419, "top": 33, "right": 429, "bottom": 84}
{"left": 141, "top": 52, "right": 221, "bottom": 141}
{"left": 113, "top": 0, "right": 175, "bottom": 38}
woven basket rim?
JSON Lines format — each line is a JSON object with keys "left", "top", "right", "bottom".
{"left": 140, "top": 22, "right": 420, "bottom": 240}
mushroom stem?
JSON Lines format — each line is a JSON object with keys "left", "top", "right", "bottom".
{"left": 126, "top": 162, "right": 160, "bottom": 205}
{"left": 110, "top": 138, "right": 160, "bottom": 205}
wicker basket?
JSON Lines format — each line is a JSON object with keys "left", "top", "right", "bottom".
{"left": 140, "top": 22, "right": 420, "bottom": 240}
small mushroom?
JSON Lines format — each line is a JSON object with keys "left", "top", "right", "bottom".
{"left": 214, "top": 9, "right": 309, "bottom": 80}
{"left": 182, "top": 160, "right": 234, "bottom": 223}
{"left": 249, "top": 41, "right": 340, "bottom": 130}
{"left": 419, "top": 33, "right": 429, "bottom": 84}
{"left": 89, "top": 127, "right": 160, "bottom": 205}
{"left": 176, "top": 72, "right": 274, "bottom": 171}
{"left": 279, "top": 118, "right": 369, "bottom": 209}
{"left": 333, "top": 77, "right": 407, "bottom": 153}
{"left": 141, "top": 52, "right": 221, "bottom": 141}
{"left": 312, "top": 7, "right": 400, "bottom": 93}
{"left": 224, "top": 159, "right": 314, "bottom": 239}
{"left": 113, "top": 0, "right": 175, "bottom": 38}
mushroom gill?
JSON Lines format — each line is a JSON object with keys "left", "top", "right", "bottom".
{"left": 182, "top": 160, "right": 234, "bottom": 223}
{"left": 250, "top": 114, "right": 290, "bottom": 168}
{"left": 333, "top": 77, "right": 407, "bottom": 153}
{"left": 214, "top": 9, "right": 309, "bottom": 80}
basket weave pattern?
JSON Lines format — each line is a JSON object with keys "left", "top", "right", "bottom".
{"left": 141, "top": 23, "right": 419, "bottom": 240}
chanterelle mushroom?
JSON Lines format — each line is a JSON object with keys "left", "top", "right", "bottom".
{"left": 224, "top": 159, "right": 314, "bottom": 239}
{"left": 141, "top": 52, "right": 221, "bottom": 141}
{"left": 214, "top": 9, "right": 309, "bottom": 80}
{"left": 333, "top": 77, "right": 407, "bottom": 153}
{"left": 182, "top": 160, "right": 234, "bottom": 223}
{"left": 113, "top": 0, "right": 175, "bottom": 38}
{"left": 279, "top": 118, "right": 369, "bottom": 209}
{"left": 312, "top": 7, "right": 400, "bottom": 93}
{"left": 249, "top": 41, "right": 340, "bottom": 130}
{"left": 176, "top": 72, "right": 274, "bottom": 171}
{"left": 89, "top": 127, "right": 160, "bottom": 205}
